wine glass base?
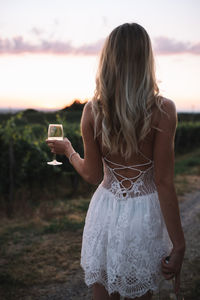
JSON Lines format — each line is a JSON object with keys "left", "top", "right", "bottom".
{"left": 47, "top": 160, "right": 62, "bottom": 166}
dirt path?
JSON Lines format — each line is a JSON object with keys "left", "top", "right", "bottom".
{"left": 178, "top": 190, "right": 200, "bottom": 299}
{"left": 17, "top": 190, "right": 200, "bottom": 300}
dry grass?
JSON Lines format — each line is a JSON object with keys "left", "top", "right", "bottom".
{"left": 174, "top": 148, "right": 200, "bottom": 198}
{"left": 0, "top": 197, "right": 89, "bottom": 299}
{"left": 175, "top": 174, "right": 200, "bottom": 201}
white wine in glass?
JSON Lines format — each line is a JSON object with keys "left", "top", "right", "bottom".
{"left": 47, "top": 124, "right": 63, "bottom": 166}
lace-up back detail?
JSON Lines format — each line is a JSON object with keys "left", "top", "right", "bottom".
{"left": 101, "top": 151, "right": 156, "bottom": 200}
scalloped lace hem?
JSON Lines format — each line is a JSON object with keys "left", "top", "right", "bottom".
{"left": 80, "top": 266, "right": 160, "bottom": 299}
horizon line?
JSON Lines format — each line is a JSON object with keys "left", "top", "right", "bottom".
{"left": 0, "top": 106, "right": 200, "bottom": 114}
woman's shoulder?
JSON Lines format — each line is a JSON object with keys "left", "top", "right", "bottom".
{"left": 82, "top": 100, "right": 96, "bottom": 118}
{"left": 83, "top": 100, "right": 92, "bottom": 111}
{"left": 83, "top": 99, "right": 102, "bottom": 122}
{"left": 151, "top": 97, "right": 177, "bottom": 130}
{"left": 159, "top": 97, "right": 177, "bottom": 127}
{"left": 160, "top": 96, "right": 176, "bottom": 114}
{"left": 81, "top": 100, "right": 96, "bottom": 127}
{"left": 83, "top": 99, "right": 99, "bottom": 113}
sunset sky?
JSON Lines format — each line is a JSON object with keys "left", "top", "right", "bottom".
{"left": 0, "top": 0, "right": 200, "bottom": 111}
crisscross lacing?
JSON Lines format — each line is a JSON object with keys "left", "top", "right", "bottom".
{"left": 102, "top": 151, "right": 155, "bottom": 200}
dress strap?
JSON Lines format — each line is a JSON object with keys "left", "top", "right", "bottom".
{"left": 103, "top": 150, "right": 153, "bottom": 169}
{"left": 137, "top": 150, "right": 153, "bottom": 164}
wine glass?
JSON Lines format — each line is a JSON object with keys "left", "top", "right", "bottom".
{"left": 47, "top": 124, "right": 63, "bottom": 166}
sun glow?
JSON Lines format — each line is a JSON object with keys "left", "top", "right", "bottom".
{"left": 0, "top": 53, "right": 200, "bottom": 111}
{"left": 155, "top": 54, "right": 200, "bottom": 111}
{"left": 0, "top": 54, "right": 98, "bottom": 110}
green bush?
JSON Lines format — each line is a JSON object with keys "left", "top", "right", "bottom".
{"left": 175, "top": 122, "right": 200, "bottom": 154}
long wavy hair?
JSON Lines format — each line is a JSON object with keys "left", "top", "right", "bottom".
{"left": 92, "top": 23, "right": 163, "bottom": 159}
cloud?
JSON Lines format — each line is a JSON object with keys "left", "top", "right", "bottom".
{"left": 0, "top": 35, "right": 199, "bottom": 56}
{"left": 153, "top": 36, "right": 200, "bottom": 55}
{"left": 75, "top": 39, "right": 104, "bottom": 55}
{"left": 0, "top": 35, "right": 104, "bottom": 55}
{"left": 30, "top": 27, "right": 44, "bottom": 36}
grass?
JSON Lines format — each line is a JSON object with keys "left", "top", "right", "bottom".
{"left": 42, "top": 216, "right": 84, "bottom": 234}
{"left": 0, "top": 149, "right": 200, "bottom": 299}
{"left": 0, "top": 196, "right": 90, "bottom": 299}
{"left": 175, "top": 148, "right": 200, "bottom": 176}
{"left": 174, "top": 148, "right": 200, "bottom": 196}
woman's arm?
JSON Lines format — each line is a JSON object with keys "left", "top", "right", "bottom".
{"left": 153, "top": 99, "right": 185, "bottom": 292}
{"left": 46, "top": 101, "right": 103, "bottom": 185}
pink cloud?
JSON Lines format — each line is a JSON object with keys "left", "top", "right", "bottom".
{"left": 30, "top": 27, "right": 44, "bottom": 36}
{"left": 0, "top": 35, "right": 104, "bottom": 55}
{"left": 0, "top": 35, "right": 199, "bottom": 56}
{"left": 153, "top": 36, "right": 200, "bottom": 55}
{"left": 75, "top": 39, "right": 104, "bottom": 55}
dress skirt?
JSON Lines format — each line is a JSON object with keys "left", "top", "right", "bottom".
{"left": 80, "top": 184, "right": 172, "bottom": 298}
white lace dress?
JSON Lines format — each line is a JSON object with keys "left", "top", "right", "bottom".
{"left": 80, "top": 152, "right": 172, "bottom": 298}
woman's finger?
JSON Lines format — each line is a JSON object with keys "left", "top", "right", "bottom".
{"left": 162, "top": 269, "right": 175, "bottom": 275}
{"left": 46, "top": 140, "right": 55, "bottom": 146}
{"left": 174, "top": 272, "right": 181, "bottom": 294}
{"left": 163, "top": 273, "right": 175, "bottom": 280}
{"left": 162, "top": 265, "right": 175, "bottom": 273}
{"left": 162, "top": 265, "right": 176, "bottom": 272}
{"left": 163, "top": 268, "right": 175, "bottom": 274}
{"left": 46, "top": 142, "right": 55, "bottom": 149}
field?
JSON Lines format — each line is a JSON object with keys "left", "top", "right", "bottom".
{"left": 0, "top": 102, "right": 200, "bottom": 299}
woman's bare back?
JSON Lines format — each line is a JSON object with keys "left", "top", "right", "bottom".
{"left": 94, "top": 102, "right": 161, "bottom": 188}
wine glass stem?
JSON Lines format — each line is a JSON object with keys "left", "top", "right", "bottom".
{"left": 53, "top": 153, "right": 56, "bottom": 161}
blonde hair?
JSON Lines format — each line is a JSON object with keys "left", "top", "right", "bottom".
{"left": 92, "top": 23, "right": 162, "bottom": 160}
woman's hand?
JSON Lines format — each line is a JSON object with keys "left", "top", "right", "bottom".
{"left": 46, "top": 137, "right": 73, "bottom": 157}
{"left": 161, "top": 247, "right": 185, "bottom": 294}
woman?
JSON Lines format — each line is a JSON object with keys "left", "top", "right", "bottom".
{"left": 46, "top": 23, "right": 185, "bottom": 300}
